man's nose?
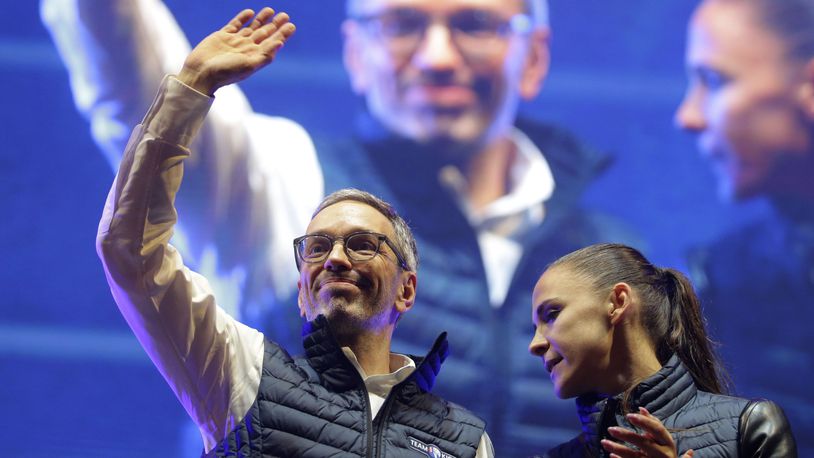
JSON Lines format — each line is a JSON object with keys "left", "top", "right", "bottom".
{"left": 323, "top": 241, "right": 352, "bottom": 271}
{"left": 412, "top": 22, "right": 465, "bottom": 70}
{"left": 675, "top": 86, "right": 707, "bottom": 132}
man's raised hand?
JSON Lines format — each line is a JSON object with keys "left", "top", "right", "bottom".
{"left": 178, "top": 7, "right": 295, "bottom": 96}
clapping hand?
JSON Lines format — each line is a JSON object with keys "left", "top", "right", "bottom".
{"left": 600, "top": 407, "right": 694, "bottom": 458}
{"left": 178, "top": 7, "right": 296, "bottom": 96}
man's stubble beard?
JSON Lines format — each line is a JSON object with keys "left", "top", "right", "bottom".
{"left": 320, "top": 294, "right": 384, "bottom": 344}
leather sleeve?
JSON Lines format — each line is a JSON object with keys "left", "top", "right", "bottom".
{"left": 738, "top": 399, "right": 798, "bottom": 457}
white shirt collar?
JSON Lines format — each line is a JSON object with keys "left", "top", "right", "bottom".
{"left": 439, "top": 127, "right": 555, "bottom": 226}
{"left": 341, "top": 347, "right": 416, "bottom": 398}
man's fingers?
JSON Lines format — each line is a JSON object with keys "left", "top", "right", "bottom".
{"left": 252, "top": 12, "right": 292, "bottom": 44}
{"left": 223, "top": 9, "right": 255, "bottom": 33}
{"left": 248, "top": 7, "right": 276, "bottom": 30}
{"left": 258, "top": 22, "right": 296, "bottom": 54}
{"left": 271, "top": 11, "right": 291, "bottom": 28}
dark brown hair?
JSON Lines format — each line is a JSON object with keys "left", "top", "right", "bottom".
{"left": 550, "top": 243, "right": 728, "bottom": 394}
{"left": 740, "top": 0, "right": 814, "bottom": 61}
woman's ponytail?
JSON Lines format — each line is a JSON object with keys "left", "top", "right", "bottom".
{"left": 659, "top": 268, "right": 728, "bottom": 394}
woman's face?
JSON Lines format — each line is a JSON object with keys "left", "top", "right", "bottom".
{"left": 528, "top": 266, "right": 614, "bottom": 399}
{"left": 675, "top": 0, "right": 814, "bottom": 201}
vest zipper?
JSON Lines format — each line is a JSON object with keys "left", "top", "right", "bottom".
{"left": 365, "top": 385, "right": 375, "bottom": 458}
{"left": 372, "top": 384, "right": 400, "bottom": 458}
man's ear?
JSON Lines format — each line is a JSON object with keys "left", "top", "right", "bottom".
{"left": 797, "top": 58, "right": 814, "bottom": 120}
{"left": 342, "top": 20, "right": 368, "bottom": 95}
{"left": 297, "top": 280, "right": 307, "bottom": 318}
{"left": 395, "top": 271, "right": 417, "bottom": 314}
{"left": 519, "top": 26, "right": 551, "bottom": 100}
{"left": 607, "top": 282, "right": 634, "bottom": 326}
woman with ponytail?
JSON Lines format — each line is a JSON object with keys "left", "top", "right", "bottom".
{"left": 529, "top": 243, "right": 796, "bottom": 457}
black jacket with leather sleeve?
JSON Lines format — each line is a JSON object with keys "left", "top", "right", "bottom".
{"left": 542, "top": 354, "right": 797, "bottom": 457}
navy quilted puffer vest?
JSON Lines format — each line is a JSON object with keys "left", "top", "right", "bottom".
{"left": 206, "top": 316, "right": 486, "bottom": 457}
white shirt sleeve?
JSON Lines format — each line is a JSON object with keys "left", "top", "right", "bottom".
{"left": 96, "top": 76, "right": 265, "bottom": 453}
{"left": 41, "top": 0, "right": 323, "bottom": 314}
{"left": 477, "top": 432, "right": 495, "bottom": 458}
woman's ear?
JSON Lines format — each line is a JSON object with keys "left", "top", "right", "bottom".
{"left": 608, "top": 282, "right": 634, "bottom": 326}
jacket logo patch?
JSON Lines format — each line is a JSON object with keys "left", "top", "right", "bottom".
{"left": 408, "top": 436, "right": 456, "bottom": 458}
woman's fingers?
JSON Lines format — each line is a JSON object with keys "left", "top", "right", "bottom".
{"left": 604, "top": 409, "right": 680, "bottom": 458}
{"left": 601, "top": 438, "right": 644, "bottom": 458}
{"left": 627, "top": 408, "right": 674, "bottom": 446}
{"left": 601, "top": 409, "right": 693, "bottom": 458}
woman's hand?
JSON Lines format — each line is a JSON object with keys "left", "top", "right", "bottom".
{"left": 600, "top": 407, "right": 694, "bottom": 458}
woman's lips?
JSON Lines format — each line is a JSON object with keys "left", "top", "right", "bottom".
{"left": 545, "top": 357, "right": 562, "bottom": 374}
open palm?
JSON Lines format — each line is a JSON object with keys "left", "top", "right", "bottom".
{"left": 179, "top": 7, "right": 295, "bottom": 95}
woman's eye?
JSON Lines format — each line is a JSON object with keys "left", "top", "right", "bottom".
{"left": 543, "top": 309, "right": 560, "bottom": 324}
{"left": 697, "top": 67, "right": 729, "bottom": 91}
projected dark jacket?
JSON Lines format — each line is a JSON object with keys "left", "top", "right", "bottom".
{"left": 291, "top": 114, "right": 638, "bottom": 457}
{"left": 689, "top": 199, "right": 814, "bottom": 456}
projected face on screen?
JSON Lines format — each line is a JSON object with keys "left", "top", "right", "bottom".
{"left": 343, "top": 0, "right": 549, "bottom": 152}
{"left": 675, "top": 0, "right": 814, "bottom": 201}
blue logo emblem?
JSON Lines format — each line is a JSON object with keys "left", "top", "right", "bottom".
{"left": 408, "top": 436, "right": 457, "bottom": 458}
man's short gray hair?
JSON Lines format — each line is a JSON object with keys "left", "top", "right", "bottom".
{"left": 313, "top": 188, "right": 419, "bottom": 272}
{"left": 526, "top": 0, "right": 549, "bottom": 27}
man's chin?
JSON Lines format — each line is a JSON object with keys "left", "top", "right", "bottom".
{"left": 717, "top": 175, "right": 761, "bottom": 202}
{"left": 316, "top": 299, "right": 361, "bottom": 323}
{"left": 322, "top": 309, "right": 371, "bottom": 343}
{"left": 414, "top": 122, "right": 489, "bottom": 156}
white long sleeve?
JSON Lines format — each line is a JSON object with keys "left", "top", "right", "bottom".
{"left": 42, "top": 0, "right": 323, "bottom": 314}
{"left": 96, "top": 76, "right": 266, "bottom": 453}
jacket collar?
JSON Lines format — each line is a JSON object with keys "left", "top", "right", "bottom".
{"left": 574, "top": 355, "right": 697, "bottom": 452}
{"left": 352, "top": 112, "right": 613, "bottom": 240}
{"left": 301, "top": 315, "right": 448, "bottom": 393}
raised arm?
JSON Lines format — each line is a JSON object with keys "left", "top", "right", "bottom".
{"left": 44, "top": 0, "right": 323, "bottom": 315}
{"left": 41, "top": 0, "right": 192, "bottom": 166}
{"left": 96, "top": 10, "right": 297, "bottom": 452}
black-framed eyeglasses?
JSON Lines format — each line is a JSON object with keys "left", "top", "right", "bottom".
{"left": 351, "top": 8, "right": 532, "bottom": 60}
{"left": 293, "top": 231, "right": 410, "bottom": 270}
